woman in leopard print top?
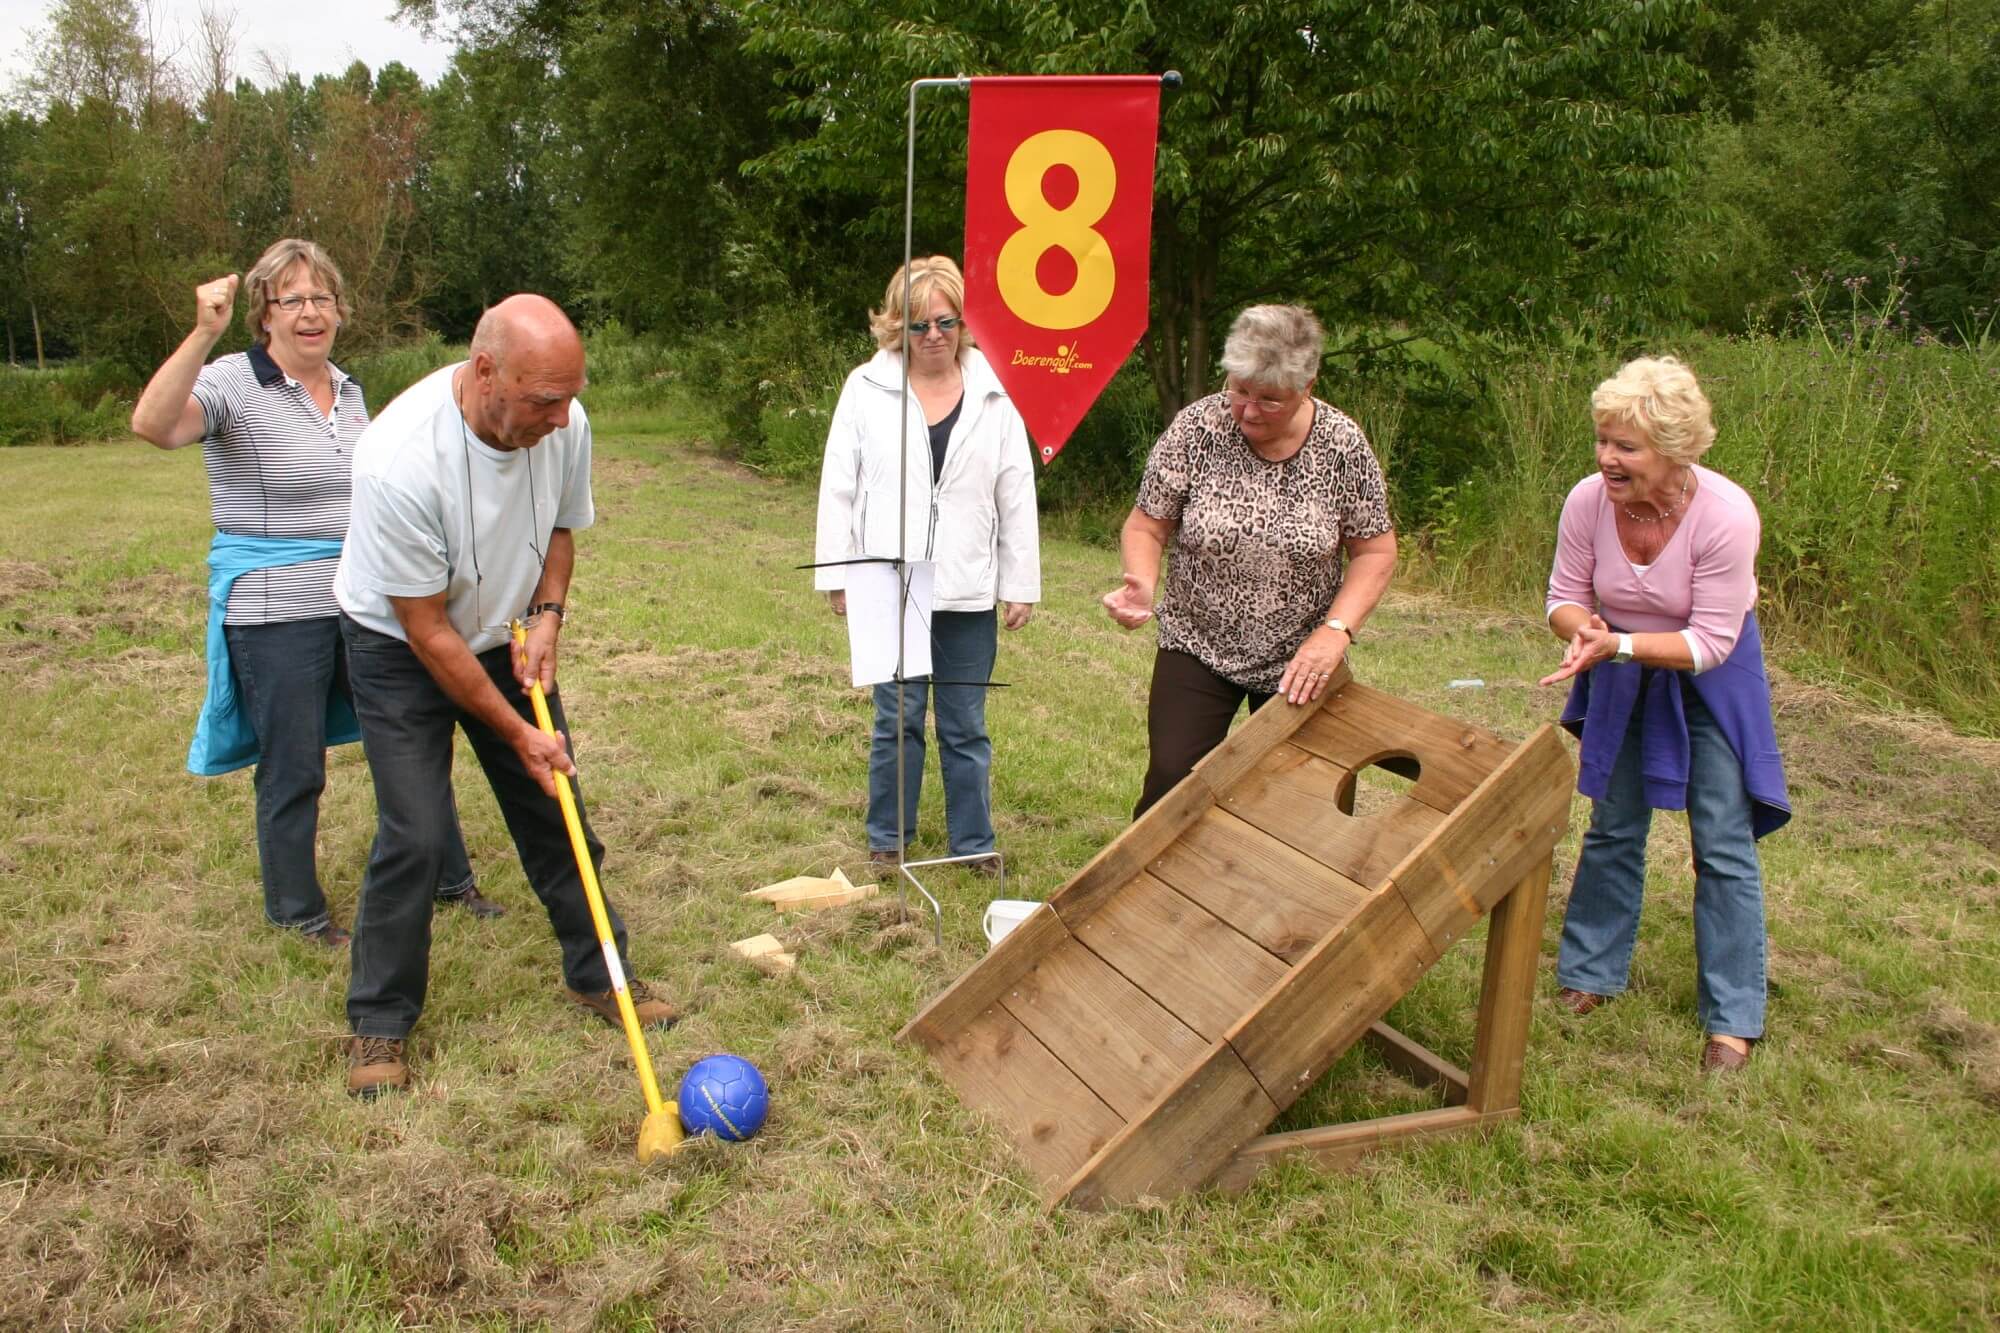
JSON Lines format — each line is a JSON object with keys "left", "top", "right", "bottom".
{"left": 1101, "top": 305, "right": 1397, "bottom": 816}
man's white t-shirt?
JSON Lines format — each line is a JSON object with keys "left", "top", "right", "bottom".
{"left": 335, "top": 362, "right": 594, "bottom": 654}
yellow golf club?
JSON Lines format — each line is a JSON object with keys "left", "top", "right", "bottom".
{"left": 513, "top": 621, "right": 683, "bottom": 1163}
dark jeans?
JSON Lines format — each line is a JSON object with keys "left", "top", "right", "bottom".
{"left": 340, "top": 616, "right": 629, "bottom": 1039}
{"left": 225, "top": 616, "right": 475, "bottom": 932}
{"left": 867, "top": 609, "right": 998, "bottom": 856}
{"left": 1133, "top": 648, "right": 1274, "bottom": 818}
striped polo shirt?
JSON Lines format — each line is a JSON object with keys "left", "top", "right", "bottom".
{"left": 192, "top": 344, "right": 368, "bottom": 624}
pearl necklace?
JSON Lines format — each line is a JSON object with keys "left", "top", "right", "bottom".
{"left": 1622, "top": 468, "right": 1691, "bottom": 524}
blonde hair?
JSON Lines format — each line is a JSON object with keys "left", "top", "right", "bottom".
{"left": 1220, "top": 304, "right": 1324, "bottom": 395}
{"left": 1591, "top": 355, "right": 1716, "bottom": 464}
{"left": 245, "top": 239, "right": 350, "bottom": 347}
{"left": 868, "top": 255, "right": 975, "bottom": 354}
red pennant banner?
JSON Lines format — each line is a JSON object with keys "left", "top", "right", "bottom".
{"left": 963, "top": 76, "right": 1161, "bottom": 464}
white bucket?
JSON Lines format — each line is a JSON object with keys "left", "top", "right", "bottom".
{"left": 981, "top": 899, "right": 1040, "bottom": 950}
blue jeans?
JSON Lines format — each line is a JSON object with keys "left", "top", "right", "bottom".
{"left": 340, "top": 617, "right": 629, "bottom": 1039}
{"left": 1557, "top": 683, "right": 1768, "bottom": 1039}
{"left": 226, "top": 616, "right": 474, "bottom": 932}
{"left": 867, "top": 609, "right": 998, "bottom": 857}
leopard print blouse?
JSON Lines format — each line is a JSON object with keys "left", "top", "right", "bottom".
{"left": 1135, "top": 393, "right": 1393, "bottom": 692}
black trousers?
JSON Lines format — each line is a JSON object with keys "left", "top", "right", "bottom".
{"left": 1133, "top": 648, "right": 1274, "bottom": 818}
{"left": 340, "top": 616, "right": 628, "bottom": 1039}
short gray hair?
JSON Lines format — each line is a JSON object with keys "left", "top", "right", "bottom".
{"left": 1220, "top": 305, "right": 1323, "bottom": 395}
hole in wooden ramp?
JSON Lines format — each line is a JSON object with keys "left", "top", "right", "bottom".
{"left": 1336, "top": 753, "right": 1422, "bottom": 818}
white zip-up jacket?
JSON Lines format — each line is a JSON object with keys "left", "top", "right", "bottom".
{"left": 813, "top": 347, "right": 1041, "bottom": 611}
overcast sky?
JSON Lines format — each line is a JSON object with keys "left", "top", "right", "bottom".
{"left": 0, "top": 0, "right": 459, "bottom": 91}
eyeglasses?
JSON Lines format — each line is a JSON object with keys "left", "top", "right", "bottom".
{"left": 907, "top": 315, "right": 962, "bottom": 336}
{"left": 268, "top": 293, "right": 338, "bottom": 313}
{"left": 1225, "top": 387, "right": 1291, "bottom": 415}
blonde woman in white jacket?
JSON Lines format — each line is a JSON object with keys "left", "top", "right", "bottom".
{"left": 814, "top": 256, "right": 1041, "bottom": 869}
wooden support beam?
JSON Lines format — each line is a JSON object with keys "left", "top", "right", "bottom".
{"left": 1467, "top": 853, "right": 1553, "bottom": 1114}
{"left": 1210, "top": 1105, "right": 1511, "bottom": 1194}
{"left": 1363, "top": 1021, "right": 1469, "bottom": 1104}
{"left": 1054, "top": 1040, "right": 1281, "bottom": 1210}
{"left": 1381, "top": 725, "right": 1573, "bottom": 959}
{"left": 1224, "top": 886, "right": 1439, "bottom": 1111}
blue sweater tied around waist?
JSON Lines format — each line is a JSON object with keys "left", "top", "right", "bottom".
{"left": 1559, "top": 610, "right": 1791, "bottom": 840}
{"left": 187, "top": 532, "right": 361, "bottom": 777}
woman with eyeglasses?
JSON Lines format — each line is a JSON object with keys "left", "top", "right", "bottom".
{"left": 131, "top": 238, "right": 491, "bottom": 950}
{"left": 1101, "top": 304, "right": 1397, "bottom": 817}
{"left": 813, "top": 255, "right": 1041, "bottom": 872}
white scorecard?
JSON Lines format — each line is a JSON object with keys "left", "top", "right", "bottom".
{"left": 845, "top": 559, "right": 935, "bottom": 687}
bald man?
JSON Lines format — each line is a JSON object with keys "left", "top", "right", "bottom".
{"left": 333, "top": 295, "right": 677, "bottom": 1100}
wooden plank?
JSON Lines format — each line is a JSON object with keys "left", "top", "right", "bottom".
{"left": 1073, "top": 872, "right": 1291, "bottom": 1042}
{"left": 1364, "top": 1021, "right": 1469, "bottom": 1104}
{"left": 1185, "top": 660, "right": 1352, "bottom": 795}
{"left": 1047, "top": 774, "right": 1214, "bottom": 930}
{"left": 1210, "top": 1105, "right": 1505, "bottom": 1194}
{"left": 1383, "top": 724, "right": 1574, "bottom": 958}
{"left": 921, "top": 1002, "right": 1127, "bottom": 1191}
{"left": 1290, "top": 682, "right": 1517, "bottom": 814}
{"left": 1148, "top": 808, "right": 1371, "bottom": 962}
{"left": 999, "top": 937, "right": 1212, "bottom": 1120}
{"left": 1056, "top": 1041, "right": 1281, "bottom": 1209}
{"left": 1466, "top": 854, "right": 1553, "bottom": 1114}
{"left": 899, "top": 899, "right": 1072, "bottom": 1046}
{"left": 1222, "top": 742, "right": 1446, "bottom": 887}
{"left": 1044, "top": 662, "right": 1349, "bottom": 933}
{"left": 1226, "top": 884, "right": 1441, "bottom": 1111}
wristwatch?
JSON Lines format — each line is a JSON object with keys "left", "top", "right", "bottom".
{"left": 1323, "top": 616, "right": 1354, "bottom": 639}
{"left": 527, "top": 601, "right": 566, "bottom": 626}
{"left": 1612, "top": 632, "right": 1634, "bottom": 664}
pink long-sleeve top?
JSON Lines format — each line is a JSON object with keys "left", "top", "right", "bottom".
{"left": 1545, "top": 465, "right": 1761, "bottom": 674}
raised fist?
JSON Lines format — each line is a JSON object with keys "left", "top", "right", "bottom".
{"left": 194, "top": 274, "right": 239, "bottom": 337}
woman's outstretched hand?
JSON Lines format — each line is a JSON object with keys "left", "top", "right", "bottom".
{"left": 1100, "top": 572, "right": 1154, "bottom": 629}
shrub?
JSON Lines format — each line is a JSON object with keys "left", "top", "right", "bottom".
{"left": 1429, "top": 280, "right": 2000, "bottom": 731}
{"left": 0, "top": 361, "right": 141, "bottom": 446}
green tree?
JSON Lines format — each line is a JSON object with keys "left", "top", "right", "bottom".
{"left": 0, "top": 111, "right": 46, "bottom": 366}
{"left": 739, "top": 0, "right": 1707, "bottom": 415}
{"left": 418, "top": 47, "right": 568, "bottom": 336}
{"left": 1677, "top": 0, "right": 1999, "bottom": 334}
{"left": 401, "top": 0, "right": 786, "bottom": 331}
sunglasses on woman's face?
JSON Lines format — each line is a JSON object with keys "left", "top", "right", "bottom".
{"left": 907, "top": 315, "right": 962, "bottom": 336}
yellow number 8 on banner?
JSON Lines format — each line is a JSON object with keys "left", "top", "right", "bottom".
{"left": 996, "top": 129, "right": 1117, "bottom": 330}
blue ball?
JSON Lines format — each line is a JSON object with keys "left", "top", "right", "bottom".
{"left": 677, "top": 1054, "right": 769, "bottom": 1142}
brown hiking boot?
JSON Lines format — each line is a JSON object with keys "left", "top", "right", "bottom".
{"left": 568, "top": 979, "right": 680, "bottom": 1031}
{"left": 301, "top": 919, "right": 352, "bottom": 950}
{"left": 438, "top": 884, "right": 506, "bottom": 920}
{"left": 1555, "top": 987, "right": 1609, "bottom": 1016}
{"left": 346, "top": 1036, "right": 410, "bottom": 1100}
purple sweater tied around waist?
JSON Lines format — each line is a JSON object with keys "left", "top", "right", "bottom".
{"left": 1560, "top": 610, "right": 1791, "bottom": 839}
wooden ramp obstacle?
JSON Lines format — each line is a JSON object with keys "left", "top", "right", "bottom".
{"left": 899, "top": 664, "right": 1575, "bottom": 1208}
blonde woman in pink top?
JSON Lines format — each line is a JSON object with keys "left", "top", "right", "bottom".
{"left": 1541, "top": 356, "right": 1790, "bottom": 1075}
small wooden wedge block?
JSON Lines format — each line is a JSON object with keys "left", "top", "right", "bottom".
{"left": 743, "top": 874, "right": 840, "bottom": 904}
{"left": 729, "top": 933, "right": 797, "bottom": 972}
{"left": 774, "top": 882, "right": 878, "bottom": 914}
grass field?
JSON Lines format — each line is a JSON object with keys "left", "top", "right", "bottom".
{"left": 2, "top": 419, "right": 1996, "bottom": 1329}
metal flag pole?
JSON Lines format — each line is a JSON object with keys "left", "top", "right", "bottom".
{"left": 893, "top": 75, "right": 975, "bottom": 946}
